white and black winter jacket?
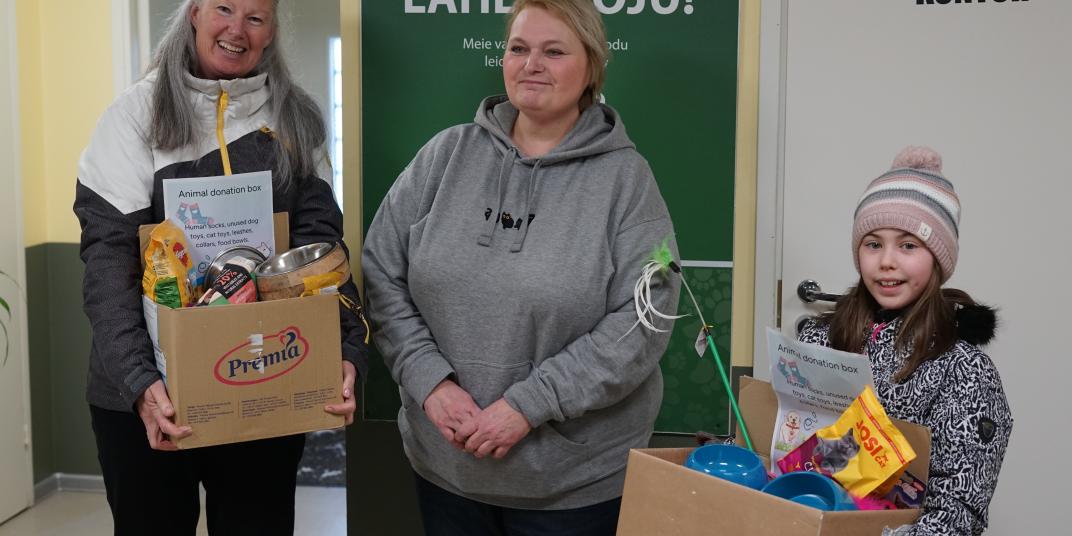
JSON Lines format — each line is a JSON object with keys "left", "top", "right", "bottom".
{"left": 799, "top": 307, "right": 1011, "bottom": 536}
{"left": 75, "top": 71, "right": 368, "bottom": 412}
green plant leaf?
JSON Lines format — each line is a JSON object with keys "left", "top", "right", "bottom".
{"left": 0, "top": 318, "right": 8, "bottom": 367}
{"left": 0, "top": 269, "right": 14, "bottom": 367}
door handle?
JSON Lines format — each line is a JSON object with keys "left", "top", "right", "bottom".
{"left": 797, "top": 280, "right": 841, "bottom": 303}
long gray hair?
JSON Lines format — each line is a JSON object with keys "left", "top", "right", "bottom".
{"left": 148, "top": 0, "right": 325, "bottom": 191}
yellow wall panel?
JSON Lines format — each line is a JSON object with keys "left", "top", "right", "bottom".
{"left": 19, "top": 0, "right": 113, "bottom": 246}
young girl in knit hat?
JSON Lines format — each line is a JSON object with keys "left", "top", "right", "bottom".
{"left": 798, "top": 146, "right": 1012, "bottom": 535}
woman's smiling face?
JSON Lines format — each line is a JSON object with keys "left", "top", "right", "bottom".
{"left": 502, "top": 6, "right": 589, "bottom": 123}
{"left": 190, "top": 0, "right": 275, "bottom": 80}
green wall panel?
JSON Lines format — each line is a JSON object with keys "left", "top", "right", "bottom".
{"left": 655, "top": 266, "right": 732, "bottom": 435}
{"left": 46, "top": 244, "right": 97, "bottom": 475}
{"left": 27, "top": 243, "right": 99, "bottom": 482}
{"left": 26, "top": 245, "right": 54, "bottom": 483}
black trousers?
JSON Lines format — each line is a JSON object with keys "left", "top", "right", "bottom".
{"left": 90, "top": 405, "right": 306, "bottom": 536}
{"left": 414, "top": 473, "right": 622, "bottom": 536}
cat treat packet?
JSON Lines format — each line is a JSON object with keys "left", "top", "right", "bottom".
{"left": 880, "top": 470, "right": 926, "bottom": 509}
{"left": 777, "top": 385, "right": 916, "bottom": 497}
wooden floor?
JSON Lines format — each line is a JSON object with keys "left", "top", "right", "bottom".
{"left": 0, "top": 487, "right": 346, "bottom": 535}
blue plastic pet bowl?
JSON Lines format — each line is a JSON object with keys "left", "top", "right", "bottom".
{"left": 761, "top": 472, "right": 858, "bottom": 511}
{"left": 684, "top": 444, "right": 768, "bottom": 490}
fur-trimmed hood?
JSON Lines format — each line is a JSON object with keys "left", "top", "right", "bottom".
{"left": 956, "top": 303, "right": 997, "bottom": 346}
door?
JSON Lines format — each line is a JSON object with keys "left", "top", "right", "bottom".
{"left": 0, "top": 0, "right": 34, "bottom": 524}
{"left": 773, "top": 1, "right": 1070, "bottom": 533}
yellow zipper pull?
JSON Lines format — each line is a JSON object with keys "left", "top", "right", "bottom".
{"left": 216, "top": 89, "right": 232, "bottom": 175}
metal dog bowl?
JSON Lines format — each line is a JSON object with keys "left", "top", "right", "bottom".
{"left": 254, "top": 242, "right": 337, "bottom": 278}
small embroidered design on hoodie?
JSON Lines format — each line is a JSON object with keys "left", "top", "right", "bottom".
{"left": 484, "top": 208, "right": 536, "bottom": 230}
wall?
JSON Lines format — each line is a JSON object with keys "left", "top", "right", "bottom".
{"left": 282, "top": 1, "right": 337, "bottom": 138}
{"left": 18, "top": 0, "right": 115, "bottom": 482}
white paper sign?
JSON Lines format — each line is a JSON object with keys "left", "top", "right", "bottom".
{"left": 162, "top": 171, "right": 275, "bottom": 287}
{"left": 766, "top": 327, "right": 875, "bottom": 473}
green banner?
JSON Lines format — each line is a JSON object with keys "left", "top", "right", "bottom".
{"left": 362, "top": 0, "right": 738, "bottom": 434}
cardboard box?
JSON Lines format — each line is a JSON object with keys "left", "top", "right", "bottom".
{"left": 617, "top": 377, "right": 931, "bottom": 535}
{"left": 141, "top": 214, "right": 344, "bottom": 448}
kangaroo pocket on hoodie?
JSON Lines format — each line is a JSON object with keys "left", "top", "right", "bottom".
{"left": 399, "top": 358, "right": 600, "bottom": 500}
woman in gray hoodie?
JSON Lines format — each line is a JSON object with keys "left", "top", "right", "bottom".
{"left": 362, "top": 1, "right": 680, "bottom": 534}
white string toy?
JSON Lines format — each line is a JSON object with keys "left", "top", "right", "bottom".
{"left": 619, "top": 238, "right": 686, "bottom": 341}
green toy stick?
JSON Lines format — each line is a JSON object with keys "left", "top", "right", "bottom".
{"left": 671, "top": 262, "right": 754, "bottom": 452}
{"left": 633, "top": 239, "right": 754, "bottom": 450}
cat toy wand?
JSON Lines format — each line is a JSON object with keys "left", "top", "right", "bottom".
{"left": 624, "top": 239, "right": 754, "bottom": 451}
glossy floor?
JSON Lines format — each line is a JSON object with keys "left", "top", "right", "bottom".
{"left": 0, "top": 486, "right": 346, "bottom": 535}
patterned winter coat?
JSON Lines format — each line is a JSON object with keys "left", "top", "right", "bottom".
{"left": 799, "top": 306, "right": 1011, "bottom": 536}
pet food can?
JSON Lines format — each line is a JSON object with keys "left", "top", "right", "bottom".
{"left": 205, "top": 245, "right": 267, "bottom": 289}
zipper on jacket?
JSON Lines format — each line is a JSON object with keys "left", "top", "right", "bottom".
{"left": 870, "top": 321, "right": 887, "bottom": 343}
{"left": 216, "top": 89, "right": 233, "bottom": 175}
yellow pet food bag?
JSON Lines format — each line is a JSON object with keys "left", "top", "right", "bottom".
{"left": 815, "top": 386, "right": 916, "bottom": 497}
{"left": 142, "top": 220, "right": 195, "bottom": 308}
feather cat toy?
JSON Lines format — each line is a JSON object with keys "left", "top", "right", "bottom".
{"left": 624, "top": 239, "right": 754, "bottom": 450}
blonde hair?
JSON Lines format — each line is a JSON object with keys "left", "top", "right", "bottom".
{"left": 506, "top": 0, "right": 609, "bottom": 109}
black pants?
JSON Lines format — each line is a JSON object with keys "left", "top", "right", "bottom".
{"left": 90, "top": 405, "right": 306, "bottom": 536}
{"left": 414, "top": 473, "right": 622, "bottom": 536}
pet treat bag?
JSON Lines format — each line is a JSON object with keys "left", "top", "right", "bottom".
{"left": 143, "top": 220, "right": 196, "bottom": 308}
{"left": 880, "top": 469, "right": 927, "bottom": 509}
{"left": 777, "top": 385, "right": 915, "bottom": 497}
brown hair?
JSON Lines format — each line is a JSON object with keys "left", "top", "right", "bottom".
{"left": 823, "top": 262, "right": 978, "bottom": 382}
{"left": 505, "top": 0, "right": 609, "bottom": 109}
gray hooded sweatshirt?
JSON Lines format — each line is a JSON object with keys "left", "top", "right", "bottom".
{"left": 362, "top": 96, "right": 680, "bottom": 509}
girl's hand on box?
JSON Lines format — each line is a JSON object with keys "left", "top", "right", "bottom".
{"left": 136, "top": 380, "right": 193, "bottom": 451}
{"left": 325, "top": 361, "right": 358, "bottom": 425}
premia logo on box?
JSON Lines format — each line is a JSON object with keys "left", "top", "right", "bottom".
{"left": 214, "top": 327, "right": 310, "bottom": 385}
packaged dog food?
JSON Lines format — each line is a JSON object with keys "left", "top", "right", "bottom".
{"left": 777, "top": 385, "right": 915, "bottom": 497}
{"left": 142, "top": 220, "right": 195, "bottom": 308}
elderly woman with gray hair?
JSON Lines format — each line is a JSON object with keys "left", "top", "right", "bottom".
{"left": 74, "top": 1, "right": 367, "bottom": 534}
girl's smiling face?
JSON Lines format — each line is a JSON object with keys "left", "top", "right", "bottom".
{"left": 858, "top": 228, "right": 936, "bottom": 310}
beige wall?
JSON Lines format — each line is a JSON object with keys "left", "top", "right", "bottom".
{"left": 340, "top": 0, "right": 361, "bottom": 258}
{"left": 18, "top": 0, "right": 114, "bottom": 247}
